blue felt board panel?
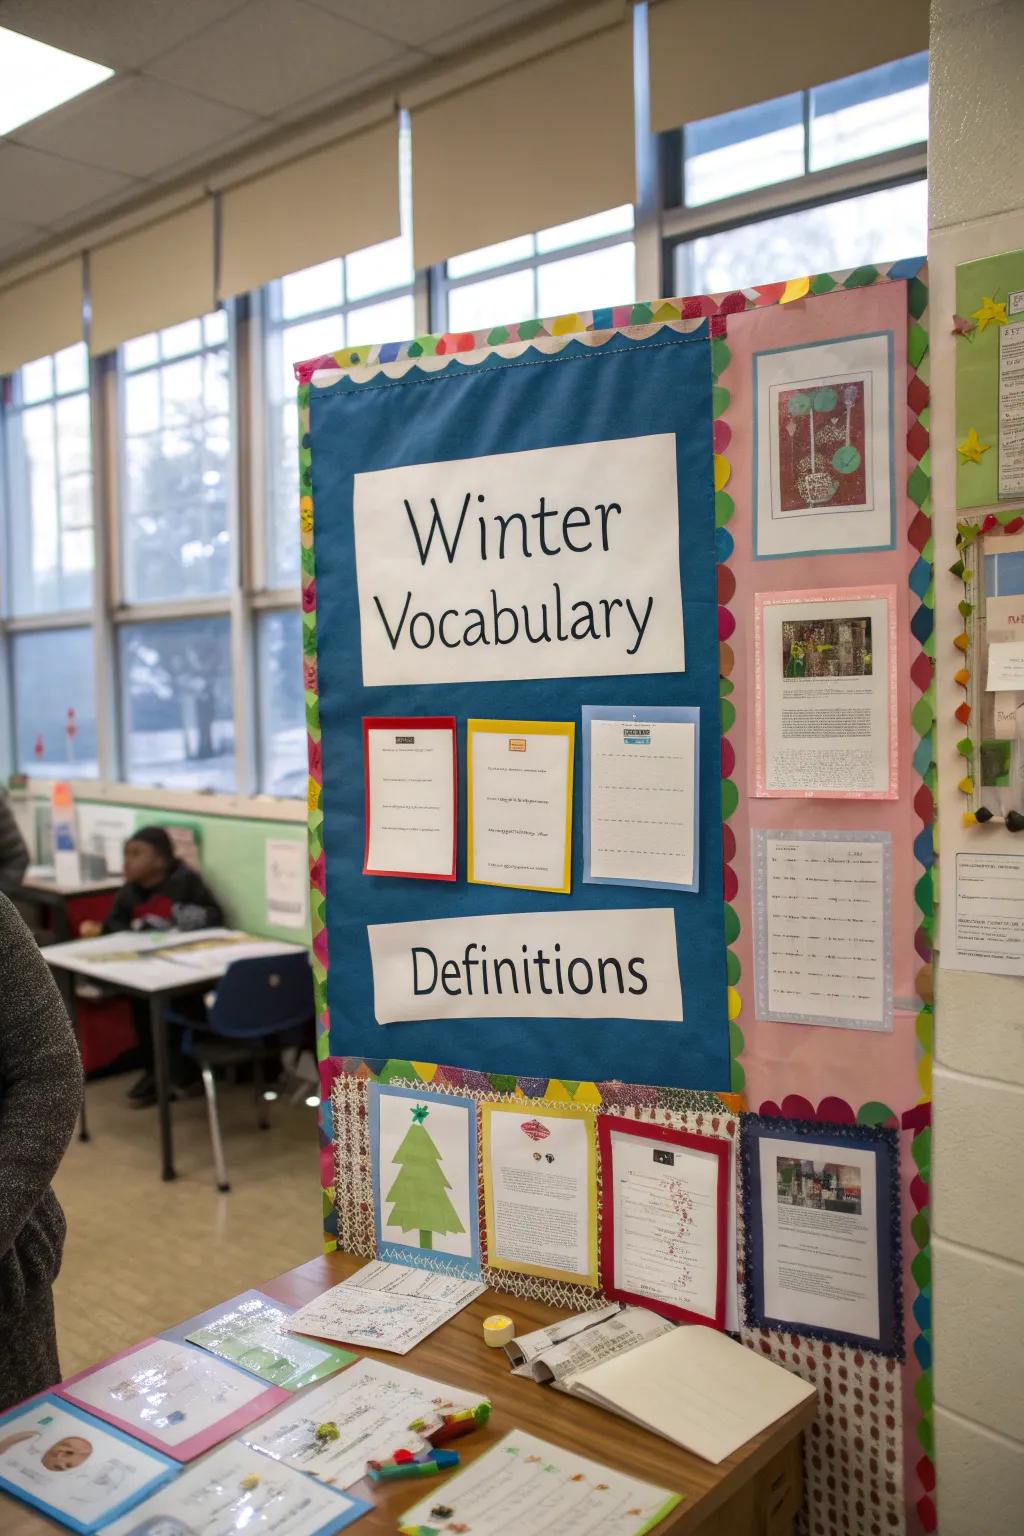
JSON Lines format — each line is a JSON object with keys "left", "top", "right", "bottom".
{"left": 309, "top": 327, "right": 729, "bottom": 1088}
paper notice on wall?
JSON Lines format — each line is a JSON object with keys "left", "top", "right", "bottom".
{"left": 986, "top": 640, "right": 1024, "bottom": 691}
{"left": 948, "top": 850, "right": 1024, "bottom": 976}
{"left": 467, "top": 719, "right": 574, "bottom": 893}
{"left": 265, "top": 838, "right": 308, "bottom": 930}
{"left": 76, "top": 803, "right": 135, "bottom": 876}
{"left": 363, "top": 717, "right": 456, "bottom": 880}
{"left": 366, "top": 907, "right": 683, "bottom": 1025}
{"left": 352, "top": 435, "right": 685, "bottom": 687}
{"left": 583, "top": 706, "right": 699, "bottom": 892}
{"left": 999, "top": 315, "right": 1024, "bottom": 500}
{"left": 755, "top": 588, "right": 897, "bottom": 798}
{"left": 482, "top": 1104, "right": 598, "bottom": 1286}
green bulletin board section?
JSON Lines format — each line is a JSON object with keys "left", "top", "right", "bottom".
{"left": 955, "top": 247, "right": 1024, "bottom": 508}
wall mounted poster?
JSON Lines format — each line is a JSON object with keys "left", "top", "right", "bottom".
{"left": 582, "top": 705, "right": 699, "bottom": 892}
{"left": 308, "top": 324, "right": 729, "bottom": 1088}
{"left": 955, "top": 247, "right": 1024, "bottom": 507}
{"left": 753, "top": 828, "right": 893, "bottom": 1031}
{"left": 0, "top": 1395, "right": 176, "bottom": 1534}
{"left": 740, "top": 1117, "right": 903, "bottom": 1357}
{"left": 754, "top": 586, "right": 898, "bottom": 799}
{"left": 482, "top": 1103, "right": 598, "bottom": 1287}
{"left": 597, "top": 1114, "right": 728, "bottom": 1327}
{"left": 369, "top": 1082, "right": 481, "bottom": 1276}
{"left": 467, "top": 718, "right": 574, "bottom": 893}
{"left": 754, "top": 331, "right": 896, "bottom": 559}
{"left": 362, "top": 716, "right": 457, "bottom": 880}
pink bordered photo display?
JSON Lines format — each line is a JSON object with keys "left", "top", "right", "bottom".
{"left": 597, "top": 1115, "right": 729, "bottom": 1328}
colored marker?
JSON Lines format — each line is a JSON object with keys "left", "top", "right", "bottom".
{"left": 369, "top": 1459, "right": 446, "bottom": 1482}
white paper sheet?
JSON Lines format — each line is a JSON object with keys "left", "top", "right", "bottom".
{"left": 607, "top": 1127, "right": 722, "bottom": 1323}
{"left": 505, "top": 1304, "right": 623, "bottom": 1370}
{"left": 0, "top": 1399, "right": 171, "bottom": 1529}
{"left": 757, "top": 591, "right": 895, "bottom": 797}
{"left": 526, "top": 1308, "right": 674, "bottom": 1387}
{"left": 998, "top": 317, "right": 1024, "bottom": 499}
{"left": 753, "top": 829, "right": 892, "bottom": 1030}
{"left": 586, "top": 715, "right": 697, "bottom": 888}
{"left": 265, "top": 839, "right": 308, "bottom": 930}
{"left": 76, "top": 804, "right": 135, "bottom": 877}
{"left": 367, "top": 907, "right": 684, "bottom": 1025}
{"left": 484, "top": 1109, "right": 594, "bottom": 1282}
{"left": 352, "top": 434, "right": 686, "bottom": 687}
{"left": 468, "top": 724, "right": 571, "bottom": 891}
{"left": 396, "top": 1429, "right": 680, "bottom": 1536}
{"left": 103, "top": 1442, "right": 367, "bottom": 1535}
{"left": 244, "top": 1359, "right": 487, "bottom": 1489}
{"left": 947, "top": 850, "right": 1024, "bottom": 976}
{"left": 759, "top": 1133, "right": 880, "bottom": 1343}
{"left": 364, "top": 722, "right": 455, "bottom": 878}
{"left": 986, "top": 639, "right": 1024, "bottom": 690}
{"left": 286, "top": 1261, "right": 485, "bottom": 1355}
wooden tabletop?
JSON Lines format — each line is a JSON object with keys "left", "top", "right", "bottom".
{"left": 1, "top": 1249, "right": 815, "bottom": 1535}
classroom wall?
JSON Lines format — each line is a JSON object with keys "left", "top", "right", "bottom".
{"left": 929, "top": 1, "right": 1024, "bottom": 1529}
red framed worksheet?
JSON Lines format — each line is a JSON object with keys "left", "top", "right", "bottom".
{"left": 362, "top": 716, "right": 457, "bottom": 881}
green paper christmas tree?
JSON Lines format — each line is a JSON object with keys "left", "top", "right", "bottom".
{"left": 385, "top": 1103, "right": 465, "bottom": 1251}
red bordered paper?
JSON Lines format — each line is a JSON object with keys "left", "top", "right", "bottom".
{"left": 362, "top": 716, "right": 457, "bottom": 881}
{"left": 597, "top": 1114, "right": 729, "bottom": 1329}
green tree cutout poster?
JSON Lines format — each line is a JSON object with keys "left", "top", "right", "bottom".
{"left": 385, "top": 1103, "right": 466, "bottom": 1251}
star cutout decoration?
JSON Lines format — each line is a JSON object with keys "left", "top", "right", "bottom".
{"left": 957, "top": 427, "right": 992, "bottom": 465}
{"left": 971, "top": 296, "right": 1008, "bottom": 331}
{"left": 951, "top": 313, "right": 976, "bottom": 338}
{"left": 411, "top": 1103, "right": 429, "bottom": 1124}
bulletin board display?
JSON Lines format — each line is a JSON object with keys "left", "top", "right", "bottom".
{"left": 299, "top": 257, "right": 933, "bottom": 1536}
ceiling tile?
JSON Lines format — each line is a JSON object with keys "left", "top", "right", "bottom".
{"left": 146, "top": 0, "right": 404, "bottom": 117}
{"left": 307, "top": 0, "right": 511, "bottom": 48}
{"left": 269, "top": 46, "right": 423, "bottom": 126}
{"left": 0, "top": 0, "right": 249, "bottom": 69}
{"left": 423, "top": 0, "right": 573, "bottom": 55}
{"left": 0, "top": 216, "right": 46, "bottom": 265}
{"left": 12, "top": 76, "right": 262, "bottom": 179}
{"left": 0, "top": 143, "right": 136, "bottom": 227}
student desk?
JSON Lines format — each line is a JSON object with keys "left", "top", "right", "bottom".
{"left": 0, "top": 1249, "right": 816, "bottom": 1536}
{"left": 42, "top": 929, "right": 309, "bottom": 1182}
{"left": 4, "top": 872, "right": 123, "bottom": 942}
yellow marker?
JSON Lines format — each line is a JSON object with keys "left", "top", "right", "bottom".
{"left": 482, "top": 1314, "right": 515, "bottom": 1348}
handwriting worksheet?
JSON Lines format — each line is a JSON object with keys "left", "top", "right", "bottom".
{"left": 467, "top": 719, "right": 574, "bottom": 893}
{"left": 363, "top": 717, "right": 457, "bottom": 880}
{"left": 285, "top": 1261, "right": 485, "bottom": 1354}
{"left": 583, "top": 706, "right": 699, "bottom": 891}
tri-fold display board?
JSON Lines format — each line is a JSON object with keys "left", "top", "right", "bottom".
{"left": 298, "top": 259, "right": 933, "bottom": 1536}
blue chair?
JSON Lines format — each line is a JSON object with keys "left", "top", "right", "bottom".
{"left": 178, "top": 952, "right": 314, "bottom": 1192}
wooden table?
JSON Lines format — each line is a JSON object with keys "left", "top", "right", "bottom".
{"left": 0, "top": 1250, "right": 816, "bottom": 1536}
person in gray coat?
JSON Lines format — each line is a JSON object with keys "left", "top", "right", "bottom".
{"left": 0, "top": 894, "right": 82, "bottom": 1410}
{"left": 0, "top": 791, "right": 29, "bottom": 888}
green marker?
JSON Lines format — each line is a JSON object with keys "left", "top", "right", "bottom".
{"left": 369, "top": 1459, "right": 445, "bottom": 1482}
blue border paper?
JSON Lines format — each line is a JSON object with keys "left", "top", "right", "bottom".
{"left": 752, "top": 828, "right": 893, "bottom": 1031}
{"left": 581, "top": 705, "right": 701, "bottom": 894}
{"left": 752, "top": 330, "right": 897, "bottom": 560}
{"left": 369, "top": 1082, "right": 481, "bottom": 1278}
{"left": 740, "top": 1116, "right": 904, "bottom": 1358}
{"left": 0, "top": 1394, "right": 178, "bottom": 1534}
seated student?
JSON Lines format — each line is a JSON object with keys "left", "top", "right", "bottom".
{"left": 79, "top": 827, "right": 223, "bottom": 1109}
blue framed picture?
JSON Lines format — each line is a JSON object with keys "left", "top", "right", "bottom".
{"left": 740, "top": 1115, "right": 903, "bottom": 1358}
{"left": 369, "top": 1082, "right": 481, "bottom": 1278}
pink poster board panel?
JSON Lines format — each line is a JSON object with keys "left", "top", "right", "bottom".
{"left": 722, "top": 283, "right": 920, "bottom": 1114}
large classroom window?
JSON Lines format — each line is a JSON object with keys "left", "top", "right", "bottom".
{"left": 0, "top": 52, "right": 928, "bottom": 799}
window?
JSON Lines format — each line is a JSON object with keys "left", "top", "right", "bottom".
{"left": 120, "top": 313, "right": 232, "bottom": 603}
{"left": 3, "top": 344, "right": 93, "bottom": 615}
{"left": 257, "top": 610, "right": 306, "bottom": 796}
{"left": 119, "top": 616, "right": 235, "bottom": 791}
{"left": 12, "top": 628, "right": 98, "bottom": 776}
{"left": 263, "top": 239, "right": 415, "bottom": 589}
{"left": 443, "top": 206, "right": 636, "bottom": 333}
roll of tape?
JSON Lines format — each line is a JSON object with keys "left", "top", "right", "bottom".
{"left": 482, "top": 1314, "right": 515, "bottom": 1348}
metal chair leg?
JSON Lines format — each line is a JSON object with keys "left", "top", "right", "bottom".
{"left": 200, "top": 1064, "right": 230, "bottom": 1192}
{"left": 254, "top": 1054, "right": 270, "bottom": 1130}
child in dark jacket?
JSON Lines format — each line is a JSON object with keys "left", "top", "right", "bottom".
{"left": 79, "top": 827, "right": 224, "bottom": 1108}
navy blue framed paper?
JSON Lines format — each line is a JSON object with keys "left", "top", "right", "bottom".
{"left": 740, "top": 1115, "right": 904, "bottom": 1359}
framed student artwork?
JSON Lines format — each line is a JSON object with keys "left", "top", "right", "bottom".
{"left": 597, "top": 1115, "right": 729, "bottom": 1327}
{"left": 740, "top": 1115, "right": 903, "bottom": 1357}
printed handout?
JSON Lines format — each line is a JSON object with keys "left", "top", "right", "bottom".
{"left": 0, "top": 1395, "right": 176, "bottom": 1535}
{"left": 582, "top": 705, "right": 699, "bottom": 892}
{"left": 265, "top": 838, "right": 309, "bottom": 929}
{"left": 599, "top": 1117, "right": 728, "bottom": 1327}
{"left": 481, "top": 1104, "right": 598, "bottom": 1287}
{"left": 986, "top": 639, "right": 1024, "bottom": 691}
{"left": 512, "top": 1306, "right": 674, "bottom": 1388}
{"left": 999, "top": 308, "right": 1024, "bottom": 500}
{"left": 245, "top": 1358, "right": 488, "bottom": 1489}
{"left": 504, "top": 1303, "right": 622, "bottom": 1369}
{"left": 753, "top": 829, "right": 892, "bottom": 1031}
{"left": 467, "top": 719, "right": 574, "bottom": 893}
{"left": 370, "top": 1083, "right": 481, "bottom": 1277}
{"left": 57, "top": 1338, "right": 286, "bottom": 1462}
{"left": 753, "top": 331, "right": 895, "bottom": 558}
{"left": 102, "top": 1442, "right": 369, "bottom": 1536}
{"left": 755, "top": 587, "right": 897, "bottom": 798}
{"left": 169, "top": 1290, "right": 355, "bottom": 1391}
{"left": 363, "top": 717, "right": 457, "bottom": 880}
{"left": 396, "top": 1429, "right": 680, "bottom": 1536}
{"left": 285, "top": 1260, "right": 485, "bottom": 1355}
{"left": 948, "top": 850, "right": 1024, "bottom": 976}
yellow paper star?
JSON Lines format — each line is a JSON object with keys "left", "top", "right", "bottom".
{"left": 957, "top": 427, "right": 992, "bottom": 464}
{"left": 971, "top": 296, "right": 1008, "bottom": 331}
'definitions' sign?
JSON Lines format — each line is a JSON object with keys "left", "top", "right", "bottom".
{"left": 353, "top": 434, "right": 685, "bottom": 687}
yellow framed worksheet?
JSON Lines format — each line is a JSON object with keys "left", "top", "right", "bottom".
{"left": 467, "top": 719, "right": 575, "bottom": 894}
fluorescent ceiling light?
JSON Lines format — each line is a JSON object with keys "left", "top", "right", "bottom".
{"left": 0, "top": 26, "right": 113, "bottom": 136}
